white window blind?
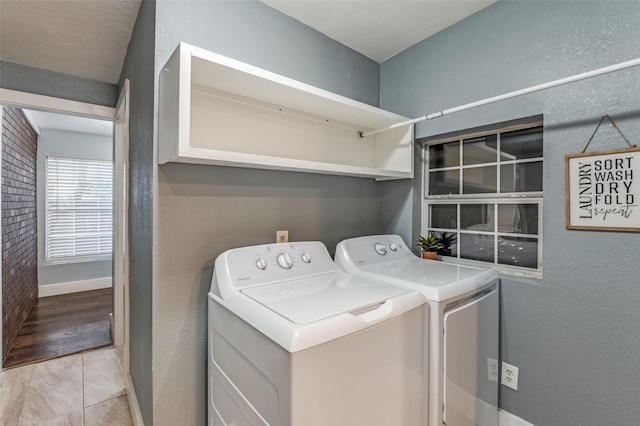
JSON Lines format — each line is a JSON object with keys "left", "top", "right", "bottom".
{"left": 46, "top": 157, "right": 113, "bottom": 263}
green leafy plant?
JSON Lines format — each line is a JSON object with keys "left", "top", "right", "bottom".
{"left": 417, "top": 233, "right": 443, "bottom": 252}
{"left": 436, "top": 232, "right": 457, "bottom": 256}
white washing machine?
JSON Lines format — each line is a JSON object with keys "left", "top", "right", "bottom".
{"left": 208, "top": 241, "right": 428, "bottom": 426}
{"left": 335, "top": 235, "right": 500, "bottom": 426}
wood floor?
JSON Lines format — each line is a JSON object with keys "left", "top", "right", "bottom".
{"left": 3, "top": 288, "right": 113, "bottom": 369}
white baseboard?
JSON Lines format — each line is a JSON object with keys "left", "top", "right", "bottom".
{"left": 499, "top": 409, "right": 536, "bottom": 426}
{"left": 126, "top": 373, "right": 145, "bottom": 426}
{"left": 38, "top": 277, "right": 111, "bottom": 297}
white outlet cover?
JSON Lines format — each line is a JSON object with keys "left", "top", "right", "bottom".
{"left": 501, "top": 362, "right": 519, "bottom": 390}
{"left": 487, "top": 358, "right": 498, "bottom": 382}
{"left": 276, "top": 230, "right": 289, "bottom": 243}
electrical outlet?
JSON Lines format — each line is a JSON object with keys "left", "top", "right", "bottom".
{"left": 276, "top": 230, "right": 289, "bottom": 243}
{"left": 501, "top": 362, "right": 519, "bottom": 390}
{"left": 487, "top": 358, "right": 498, "bottom": 383}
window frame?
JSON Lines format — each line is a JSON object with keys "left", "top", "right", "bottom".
{"left": 45, "top": 156, "right": 114, "bottom": 265}
{"left": 421, "top": 120, "right": 544, "bottom": 278}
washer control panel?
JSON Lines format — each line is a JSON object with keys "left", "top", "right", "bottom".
{"left": 214, "top": 241, "right": 338, "bottom": 294}
{"left": 368, "top": 238, "right": 408, "bottom": 259}
{"left": 335, "top": 235, "right": 416, "bottom": 269}
{"left": 373, "top": 241, "right": 402, "bottom": 256}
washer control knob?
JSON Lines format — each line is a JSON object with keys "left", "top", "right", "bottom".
{"left": 301, "top": 252, "right": 311, "bottom": 263}
{"left": 374, "top": 243, "right": 387, "bottom": 255}
{"left": 277, "top": 253, "right": 294, "bottom": 269}
{"left": 389, "top": 243, "right": 398, "bottom": 251}
{"left": 255, "top": 258, "right": 267, "bottom": 270}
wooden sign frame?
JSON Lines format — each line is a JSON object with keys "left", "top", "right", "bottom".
{"left": 565, "top": 146, "right": 640, "bottom": 232}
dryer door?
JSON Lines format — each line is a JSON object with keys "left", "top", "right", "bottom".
{"left": 443, "top": 287, "right": 499, "bottom": 425}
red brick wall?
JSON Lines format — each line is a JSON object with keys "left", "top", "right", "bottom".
{"left": 1, "top": 106, "right": 38, "bottom": 361}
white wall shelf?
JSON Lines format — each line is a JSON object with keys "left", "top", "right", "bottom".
{"left": 158, "top": 43, "right": 414, "bottom": 180}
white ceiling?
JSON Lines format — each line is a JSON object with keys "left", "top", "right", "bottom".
{"left": 0, "top": 0, "right": 142, "bottom": 84}
{"left": 261, "top": 0, "right": 496, "bottom": 63}
{"left": 24, "top": 109, "right": 113, "bottom": 137}
{"left": 0, "top": 0, "right": 494, "bottom": 90}
{"left": 1, "top": 0, "right": 493, "bottom": 135}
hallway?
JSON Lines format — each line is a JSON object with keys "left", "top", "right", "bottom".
{"left": 3, "top": 288, "right": 112, "bottom": 369}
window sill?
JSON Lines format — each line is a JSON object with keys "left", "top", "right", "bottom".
{"left": 438, "top": 256, "right": 542, "bottom": 280}
{"left": 45, "top": 256, "right": 112, "bottom": 266}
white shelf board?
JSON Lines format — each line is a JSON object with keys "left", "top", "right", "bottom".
{"left": 178, "top": 147, "right": 411, "bottom": 180}
{"left": 190, "top": 47, "right": 405, "bottom": 130}
{"left": 158, "top": 42, "right": 414, "bottom": 180}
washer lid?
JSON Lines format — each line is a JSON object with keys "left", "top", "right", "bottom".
{"left": 359, "top": 258, "right": 497, "bottom": 302}
{"left": 242, "top": 272, "right": 408, "bottom": 324}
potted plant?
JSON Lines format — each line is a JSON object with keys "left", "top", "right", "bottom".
{"left": 417, "top": 233, "right": 442, "bottom": 260}
{"left": 436, "top": 232, "right": 457, "bottom": 256}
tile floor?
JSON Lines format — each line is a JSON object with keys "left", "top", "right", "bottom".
{"left": 0, "top": 346, "right": 133, "bottom": 425}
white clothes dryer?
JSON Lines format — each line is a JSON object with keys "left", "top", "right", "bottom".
{"left": 335, "top": 235, "right": 500, "bottom": 426}
{"left": 208, "top": 241, "right": 427, "bottom": 426}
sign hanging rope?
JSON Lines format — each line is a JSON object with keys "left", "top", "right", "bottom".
{"left": 581, "top": 114, "right": 636, "bottom": 153}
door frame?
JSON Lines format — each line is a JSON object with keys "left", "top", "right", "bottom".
{"left": 113, "top": 80, "right": 130, "bottom": 371}
{"left": 0, "top": 88, "right": 127, "bottom": 361}
{"left": 0, "top": 105, "right": 3, "bottom": 356}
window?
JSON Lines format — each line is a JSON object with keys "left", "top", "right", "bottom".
{"left": 423, "top": 122, "right": 543, "bottom": 276}
{"left": 46, "top": 157, "right": 113, "bottom": 264}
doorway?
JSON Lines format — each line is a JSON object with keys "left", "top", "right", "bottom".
{"left": 0, "top": 87, "right": 129, "bottom": 369}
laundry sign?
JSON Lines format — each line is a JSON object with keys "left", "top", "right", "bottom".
{"left": 565, "top": 147, "right": 640, "bottom": 232}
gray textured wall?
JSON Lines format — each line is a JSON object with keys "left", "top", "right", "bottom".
{"left": 155, "top": 0, "right": 379, "bottom": 107}
{"left": 36, "top": 130, "right": 112, "bottom": 287}
{"left": 118, "top": 0, "right": 156, "bottom": 423}
{"left": 0, "top": 61, "right": 118, "bottom": 107}
{"left": 152, "top": 1, "right": 382, "bottom": 423}
{"left": 380, "top": 1, "right": 640, "bottom": 425}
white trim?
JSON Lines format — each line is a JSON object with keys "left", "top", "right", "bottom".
{"left": 126, "top": 373, "right": 145, "bottom": 426}
{"left": 0, "top": 89, "right": 124, "bottom": 370}
{"left": 0, "top": 105, "right": 3, "bottom": 355}
{"left": 499, "top": 409, "right": 536, "bottom": 426}
{"left": 38, "top": 277, "right": 111, "bottom": 297}
{"left": 21, "top": 109, "right": 41, "bottom": 135}
{"left": 113, "top": 79, "right": 130, "bottom": 360}
{"left": 0, "top": 89, "right": 114, "bottom": 119}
